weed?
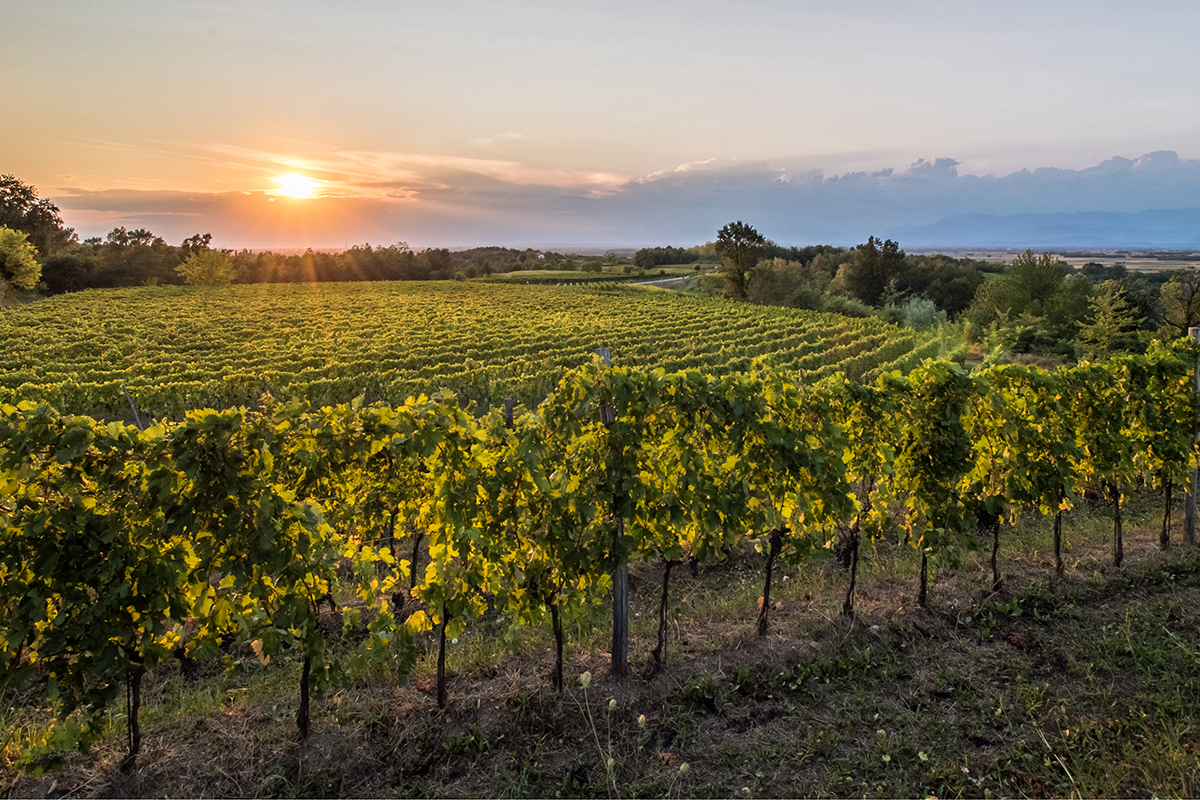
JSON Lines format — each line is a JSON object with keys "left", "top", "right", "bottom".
{"left": 680, "top": 672, "right": 728, "bottom": 713}
{"left": 575, "top": 671, "right": 617, "bottom": 795}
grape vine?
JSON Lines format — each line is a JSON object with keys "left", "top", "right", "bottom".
{"left": 2, "top": 341, "right": 1198, "bottom": 766}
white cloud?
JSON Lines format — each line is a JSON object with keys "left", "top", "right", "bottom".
{"left": 900, "top": 158, "right": 960, "bottom": 178}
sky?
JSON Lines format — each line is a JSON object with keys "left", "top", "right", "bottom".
{"left": 5, "top": 0, "right": 1200, "bottom": 249}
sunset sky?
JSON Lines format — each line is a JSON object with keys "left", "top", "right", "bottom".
{"left": 6, "top": 1, "right": 1200, "bottom": 248}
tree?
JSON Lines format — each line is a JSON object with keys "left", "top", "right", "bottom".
{"left": 1007, "top": 250, "right": 1070, "bottom": 314}
{"left": 180, "top": 232, "right": 213, "bottom": 257}
{"left": 842, "top": 236, "right": 903, "bottom": 307}
{"left": 0, "top": 174, "right": 74, "bottom": 256}
{"left": 897, "top": 253, "right": 984, "bottom": 316}
{"left": 106, "top": 227, "right": 161, "bottom": 248}
{"left": 1043, "top": 274, "right": 1094, "bottom": 340}
{"left": 1160, "top": 267, "right": 1200, "bottom": 338}
{"left": 714, "top": 221, "right": 765, "bottom": 300}
{"left": 40, "top": 253, "right": 93, "bottom": 294}
{"left": 93, "top": 227, "right": 178, "bottom": 287}
{"left": 1078, "top": 281, "right": 1144, "bottom": 360}
{"left": 423, "top": 248, "right": 454, "bottom": 273}
{"left": 176, "top": 249, "right": 237, "bottom": 286}
{"left": 0, "top": 225, "right": 42, "bottom": 294}
{"left": 746, "top": 258, "right": 830, "bottom": 310}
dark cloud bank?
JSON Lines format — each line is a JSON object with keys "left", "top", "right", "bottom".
{"left": 53, "top": 151, "right": 1200, "bottom": 249}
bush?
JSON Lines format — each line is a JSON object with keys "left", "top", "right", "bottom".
{"left": 899, "top": 297, "right": 947, "bottom": 329}
{"left": 791, "top": 284, "right": 826, "bottom": 311}
{"left": 698, "top": 273, "right": 725, "bottom": 296}
{"left": 0, "top": 226, "right": 42, "bottom": 294}
{"left": 175, "top": 249, "right": 237, "bottom": 286}
{"left": 983, "top": 312, "right": 1078, "bottom": 363}
{"left": 824, "top": 295, "right": 873, "bottom": 318}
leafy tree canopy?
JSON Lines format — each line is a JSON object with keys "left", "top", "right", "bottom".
{"left": 0, "top": 175, "right": 73, "bottom": 256}
{"left": 632, "top": 245, "right": 694, "bottom": 269}
{"left": 0, "top": 225, "right": 42, "bottom": 294}
{"left": 176, "top": 249, "right": 238, "bottom": 286}
{"left": 842, "top": 236, "right": 903, "bottom": 307}
{"left": 1159, "top": 267, "right": 1200, "bottom": 338}
{"left": 1078, "top": 280, "right": 1145, "bottom": 361}
{"left": 180, "top": 232, "right": 213, "bottom": 257}
{"left": 106, "top": 227, "right": 165, "bottom": 248}
{"left": 714, "top": 221, "right": 765, "bottom": 300}
{"left": 1007, "top": 250, "right": 1071, "bottom": 312}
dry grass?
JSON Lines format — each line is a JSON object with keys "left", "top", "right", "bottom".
{"left": 5, "top": 488, "right": 1200, "bottom": 797}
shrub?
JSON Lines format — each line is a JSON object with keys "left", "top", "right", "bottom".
{"left": 175, "top": 249, "right": 237, "bottom": 286}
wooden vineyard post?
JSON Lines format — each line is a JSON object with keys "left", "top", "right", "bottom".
{"left": 503, "top": 397, "right": 514, "bottom": 430}
{"left": 477, "top": 360, "right": 492, "bottom": 417}
{"left": 1187, "top": 327, "right": 1200, "bottom": 546}
{"left": 121, "top": 383, "right": 144, "bottom": 431}
{"left": 596, "top": 347, "right": 629, "bottom": 678}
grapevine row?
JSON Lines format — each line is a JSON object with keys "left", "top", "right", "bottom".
{"left": 0, "top": 283, "right": 928, "bottom": 418}
{"left": 1, "top": 340, "right": 1196, "bottom": 770}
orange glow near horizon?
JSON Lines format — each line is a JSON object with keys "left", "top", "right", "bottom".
{"left": 271, "top": 173, "right": 322, "bottom": 198}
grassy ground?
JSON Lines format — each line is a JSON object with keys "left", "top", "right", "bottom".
{"left": 5, "top": 489, "right": 1200, "bottom": 798}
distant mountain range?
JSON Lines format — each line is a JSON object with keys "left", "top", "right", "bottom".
{"left": 885, "top": 208, "right": 1200, "bottom": 249}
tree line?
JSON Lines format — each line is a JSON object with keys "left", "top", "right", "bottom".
{"left": 708, "top": 221, "right": 1199, "bottom": 365}
{"left": 0, "top": 175, "right": 629, "bottom": 294}
{"left": 708, "top": 222, "right": 992, "bottom": 319}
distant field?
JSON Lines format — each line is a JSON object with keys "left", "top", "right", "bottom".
{"left": 1059, "top": 257, "right": 1200, "bottom": 271}
{"left": 484, "top": 269, "right": 626, "bottom": 282}
{"left": 485, "top": 264, "right": 701, "bottom": 282}
{"left": 912, "top": 248, "right": 1200, "bottom": 271}
{"left": 0, "top": 281, "right": 942, "bottom": 421}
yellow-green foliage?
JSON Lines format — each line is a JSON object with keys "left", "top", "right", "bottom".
{"left": 0, "top": 226, "right": 41, "bottom": 292}
{"left": 175, "top": 249, "right": 238, "bottom": 286}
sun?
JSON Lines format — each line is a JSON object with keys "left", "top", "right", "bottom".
{"left": 271, "top": 173, "right": 322, "bottom": 199}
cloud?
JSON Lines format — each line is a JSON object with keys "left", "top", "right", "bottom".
{"left": 606, "top": 151, "right": 1200, "bottom": 243}
{"left": 634, "top": 158, "right": 720, "bottom": 184}
{"left": 470, "top": 132, "right": 525, "bottom": 150}
{"left": 196, "top": 143, "right": 629, "bottom": 198}
{"left": 899, "top": 157, "right": 960, "bottom": 178}
{"left": 48, "top": 151, "right": 1200, "bottom": 249}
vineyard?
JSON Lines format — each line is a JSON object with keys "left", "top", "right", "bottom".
{"left": 2, "top": 332, "right": 1200, "bottom": 795}
{"left": 0, "top": 281, "right": 944, "bottom": 419}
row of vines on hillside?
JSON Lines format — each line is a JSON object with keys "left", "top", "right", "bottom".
{"left": 0, "top": 283, "right": 941, "bottom": 418}
{"left": 1, "top": 341, "right": 1197, "bottom": 770}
